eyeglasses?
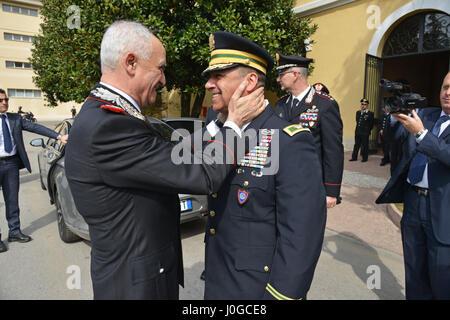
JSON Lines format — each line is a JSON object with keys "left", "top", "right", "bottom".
{"left": 277, "top": 71, "right": 295, "bottom": 78}
{"left": 0, "top": 98, "right": 9, "bottom": 103}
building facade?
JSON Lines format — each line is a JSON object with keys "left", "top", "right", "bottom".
{"left": 0, "top": 0, "right": 75, "bottom": 120}
{"left": 293, "top": 0, "right": 449, "bottom": 150}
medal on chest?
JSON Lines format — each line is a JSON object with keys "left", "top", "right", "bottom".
{"left": 299, "top": 105, "right": 319, "bottom": 127}
{"left": 238, "top": 129, "right": 273, "bottom": 169}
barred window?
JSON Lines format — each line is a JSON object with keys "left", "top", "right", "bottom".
{"left": 383, "top": 11, "right": 450, "bottom": 57}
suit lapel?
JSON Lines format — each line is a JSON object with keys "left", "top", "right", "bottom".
{"left": 440, "top": 123, "right": 450, "bottom": 139}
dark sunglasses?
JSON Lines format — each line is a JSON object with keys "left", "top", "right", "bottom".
{"left": 0, "top": 98, "right": 9, "bottom": 102}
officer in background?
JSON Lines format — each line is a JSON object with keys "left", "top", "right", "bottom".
{"left": 379, "top": 106, "right": 391, "bottom": 166}
{"left": 203, "top": 31, "right": 326, "bottom": 300}
{"left": 350, "top": 98, "right": 374, "bottom": 162}
{"left": 274, "top": 53, "right": 344, "bottom": 208}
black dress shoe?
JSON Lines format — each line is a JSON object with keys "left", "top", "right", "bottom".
{"left": 8, "top": 232, "right": 32, "bottom": 243}
{"left": 0, "top": 240, "right": 7, "bottom": 253}
{"left": 349, "top": 158, "right": 357, "bottom": 162}
{"left": 361, "top": 159, "right": 368, "bottom": 163}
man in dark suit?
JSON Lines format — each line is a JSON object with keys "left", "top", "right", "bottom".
{"left": 379, "top": 107, "right": 392, "bottom": 166}
{"left": 202, "top": 31, "right": 326, "bottom": 300}
{"left": 376, "top": 71, "right": 450, "bottom": 299}
{"left": 64, "top": 21, "right": 265, "bottom": 300}
{"left": 274, "top": 53, "right": 343, "bottom": 209}
{"left": 0, "top": 89, "right": 68, "bottom": 253}
{"left": 350, "top": 98, "right": 374, "bottom": 162}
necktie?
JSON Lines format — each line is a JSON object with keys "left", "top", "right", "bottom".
{"left": 407, "top": 115, "right": 448, "bottom": 184}
{"left": 1, "top": 114, "right": 13, "bottom": 153}
{"left": 288, "top": 98, "right": 299, "bottom": 119}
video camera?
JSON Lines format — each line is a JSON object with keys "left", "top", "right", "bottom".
{"left": 379, "top": 79, "right": 428, "bottom": 114}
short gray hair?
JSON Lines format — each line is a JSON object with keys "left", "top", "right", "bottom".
{"left": 292, "top": 66, "right": 308, "bottom": 78}
{"left": 100, "top": 20, "right": 153, "bottom": 73}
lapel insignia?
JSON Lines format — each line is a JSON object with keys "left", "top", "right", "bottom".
{"left": 91, "top": 87, "right": 146, "bottom": 121}
{"left": 305, "top": 87, "right": 316, "bottom": 104}
{"left": 237, "top": 189, "right": 249, "bottom": 205}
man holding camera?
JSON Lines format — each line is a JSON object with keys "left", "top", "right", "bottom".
{"left": 376, "top": 71, "right": 450, "bottom": 299}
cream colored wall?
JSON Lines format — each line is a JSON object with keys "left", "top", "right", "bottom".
{"left": 301, "top": 0, "right": 412, "bottom": 149}
{"left": 294, "top": 0, "right": 319, "bottom": 6}
{"left": 0, "top": 1, "right": 78, "bottom": 121}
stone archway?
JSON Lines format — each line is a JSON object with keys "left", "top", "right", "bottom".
{"left": 368, "top": 0, "right": 450, "bottom": 56}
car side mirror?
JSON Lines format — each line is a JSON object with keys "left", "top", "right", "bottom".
{"left": 30, "top": 138, "right": 45, "bottom": 148}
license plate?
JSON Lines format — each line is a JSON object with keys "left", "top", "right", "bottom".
{"left": 180, "top": 199, "right": 192, "bottom": 212}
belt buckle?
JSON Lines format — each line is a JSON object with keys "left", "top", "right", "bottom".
{"left": 417, "top": 188, "right": 429, "bottom": 197}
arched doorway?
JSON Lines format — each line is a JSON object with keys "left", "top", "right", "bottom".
{"left": 364, "top": 10, "right": 449, "bottom": 151}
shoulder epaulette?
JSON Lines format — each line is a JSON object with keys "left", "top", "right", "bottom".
{"left": 315, "top": 91, "right": 335, "bottom": 102}
{"left": 283, "top": 124, "right": 311, "bottom": 136}
{"left": 100, "top": 105, "right": 126, "bottom": 114}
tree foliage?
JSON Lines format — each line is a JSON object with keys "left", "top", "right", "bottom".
{"left": 31, "top": 0, "right": 317, "bottom": 116}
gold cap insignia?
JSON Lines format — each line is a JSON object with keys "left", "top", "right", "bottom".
{"left": 276, "top": 52, "right": 280, "bottom": 65}
{"left": 209, "top": 34, "right": 215, "bottom": 51}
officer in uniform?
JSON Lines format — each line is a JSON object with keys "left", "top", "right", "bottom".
{"left": 64, "top": 21, "right": 265, "bottom": 300}
{"left": 379, "top": 106, "right": 391, "bottom": 166}
{"left": 274, "top": 53, "right": 344, "bottom": 208}
{"left": 350, "top": 98, "right": 374, "bottom": 162}
{"left": 203, "top": 31, "right": 326, "bottom": 300}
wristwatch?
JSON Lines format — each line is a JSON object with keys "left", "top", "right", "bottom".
{"left": 415, "top": 129, "right": 426, "bottom": 139}
{"left": 57, "top": 134, "right": 62, "bottom": 140}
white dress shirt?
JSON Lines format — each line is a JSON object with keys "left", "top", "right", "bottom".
{"left": 0, "top": 112, "right": 17, "bottom": 156}
{"left": 206, "top": 100, "right": 270, "bottom": 138}
{"left": 410, "top": 111, "right": 450, "bottom": 188}
{"left": 100, "top": 82, "right": 142, "bottom": 113}
{"left": 293, "top": 85, "right": 311, "bottom": 103}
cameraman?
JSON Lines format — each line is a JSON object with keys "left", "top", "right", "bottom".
{"left": 376, "top": 71, "right": 450, "bottom": 299}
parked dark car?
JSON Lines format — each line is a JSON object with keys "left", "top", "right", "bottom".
{"left": 162, "top": 117, "right": 205, "bottom": 135}
{"left": 31, "top": 117, "right": 208, "bottom": 243}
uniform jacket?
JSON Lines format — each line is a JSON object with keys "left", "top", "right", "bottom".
{"left": 376, "top": 108, "right": 450, "bottom": 245}
{"left": 65, "top": 83, "right": 239, "bottom": 300}
{"left": 4, "top": 113, "right": 59, "bottom": 172}
{"left": 204, "top": 105, "right": 326, "bottom": 300}
{"left": 379, "top": 113, "right": 392, "bottom": 140}
{"left": 355, "top": 110, "right": 374, "bottom": 136}
{"left": 274, "top": 87, "right": 344, "bottom": 198}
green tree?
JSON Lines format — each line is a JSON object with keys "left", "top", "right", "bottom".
{"left": 31, "top": 0, "right": 316, "bottom": 117}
